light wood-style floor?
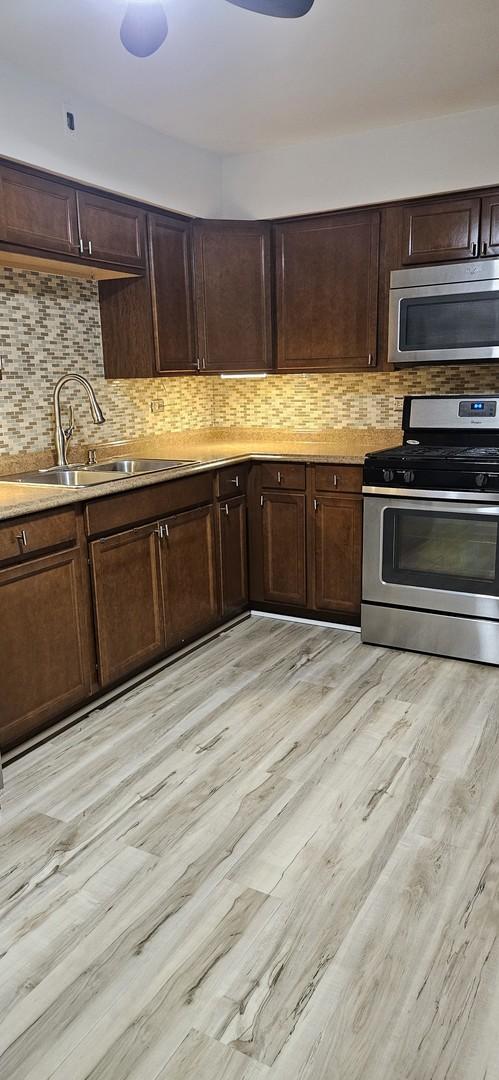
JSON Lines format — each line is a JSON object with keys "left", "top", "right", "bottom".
{"left": 1, "top": 615, "right": 499, "bottom": 1080}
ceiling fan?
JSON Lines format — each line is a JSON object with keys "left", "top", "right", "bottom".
{"left": 120, "top": 0, "right": 315, "bottom": 58}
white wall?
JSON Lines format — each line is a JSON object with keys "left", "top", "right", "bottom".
{"left": 2, "top": 59, "right": 499, "bottom": 222}
{"left": 0, "top": 59, "right": 222, "bottom": 217}
{"left": 221, "top": 104, "right": 499, "bottom": 219}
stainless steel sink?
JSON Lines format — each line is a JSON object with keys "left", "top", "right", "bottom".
{"left": 89, "top": 458, "right": 190, "bottom": 475}
{"left": 0, "top": 458, "right": 192, "bottom": 488}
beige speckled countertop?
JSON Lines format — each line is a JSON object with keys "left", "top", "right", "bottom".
{"left": 0, "top": 427, "right": 401, "bottom": 522}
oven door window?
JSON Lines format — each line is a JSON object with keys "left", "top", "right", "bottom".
{"left": 382, "top": 508, "right": 499, "bottom": 595}
{"left": 399, "top": 291, "right": 499, "bottom": 352}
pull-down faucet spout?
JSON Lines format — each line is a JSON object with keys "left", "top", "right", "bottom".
{"left": 53, "top": 373, "right": 105, "bottom": 468}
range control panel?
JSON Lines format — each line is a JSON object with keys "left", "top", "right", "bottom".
{"left": 406, "top": 395, "right": 499, "bottom": 430}
{"left": 458, "top": 400, "right": 497, "bottom": 418}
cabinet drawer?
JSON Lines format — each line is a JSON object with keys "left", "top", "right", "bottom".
{"left": 314, "top": 465, "right": 362, "bottom": 494}
{"left": 85, "top": 473, "right": 213, "bottom": 537}
{"left": 260, "top": 462, "right": 306, "bottom": 490}
{"left": 216, "top": 465, "right": 248, "bottom": 499}
{"left": 0, "top": 508, "right": 77, "bottom": 564}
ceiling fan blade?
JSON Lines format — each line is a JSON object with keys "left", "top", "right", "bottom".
{"left": 226, "top": 0, "right": 315, "bottom": 15}
{"left": 120, "top": 1, "right": 168, "bottom": 57}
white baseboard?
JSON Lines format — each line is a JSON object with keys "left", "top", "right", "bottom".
{"left": 250, "top": 610, "right": 361, "bottom": 633}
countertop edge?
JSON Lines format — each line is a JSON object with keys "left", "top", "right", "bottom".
{"left": 0, "top": 450, "right": 372, "bottom": 522}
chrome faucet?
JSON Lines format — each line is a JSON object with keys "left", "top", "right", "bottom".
{"left": 53, "top": 374, "right": 105, "bottom": 467}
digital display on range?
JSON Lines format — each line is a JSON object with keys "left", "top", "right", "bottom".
{"left": 458, "top": 400, "right": 497, "bottom": 418}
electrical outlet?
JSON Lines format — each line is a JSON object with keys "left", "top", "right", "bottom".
{"left": 151, "top": 399, "right": 165, "bottom": 414}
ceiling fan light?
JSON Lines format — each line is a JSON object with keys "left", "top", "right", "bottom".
{"left": 120, "top": 1, "right": 168, "bottom": 57}
{"left": 226, "top": 0, "right": 315, "bottom": 16}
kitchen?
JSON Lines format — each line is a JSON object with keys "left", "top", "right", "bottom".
{"left": 1, "top": 1, "right": 499, "bottom": 1077}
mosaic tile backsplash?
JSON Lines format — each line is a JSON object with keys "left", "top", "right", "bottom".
{"left": 0, "top": 267, "right": 214, "bottom": 460}
{"left": 2, "top": 265, "right": 499, "bottom": 463}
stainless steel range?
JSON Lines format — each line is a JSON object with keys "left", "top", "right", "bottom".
{"left": 362, "top": 395, "right": 499, "bottom": 665}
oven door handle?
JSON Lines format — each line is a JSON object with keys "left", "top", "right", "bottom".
{"left": 363, "top": 486, "right": 499, "bottom": 504}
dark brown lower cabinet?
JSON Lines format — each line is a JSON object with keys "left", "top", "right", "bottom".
{"left": 260, "top": 491, "right": 307, "bottom": 606}
{"left": 312, "top": 495, "right": 362, "bottom": 614}
{"left": 249, "top": 464, "right": 363, "bottom": 619}
{"left": 217, "top": 496, "right": 248, "bottom": 617}
{"left": 161, "top": 504, "right": 219, "bottom": 649}
{"left": 0, "top": 547, "right": 94, "bottom": 749}
{"left": 90, "top": 523, "right": 165, "bottom": 686}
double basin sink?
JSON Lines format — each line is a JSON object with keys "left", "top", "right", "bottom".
{"left": 2, "top": 458, "right": 193, "bottom": 488}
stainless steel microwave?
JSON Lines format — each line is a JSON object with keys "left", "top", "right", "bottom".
{"left": 388, "top": 259, "right": 499, "bottom": 366}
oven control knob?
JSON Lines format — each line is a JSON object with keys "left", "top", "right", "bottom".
{"left": 403, "top": 470, "right": 415, "bottom": 484}
{"left": 383, "top": 468, "right": 395, "bottom": 483}
{"left": 475, "top": 472, "right": 488, "bottom": 489}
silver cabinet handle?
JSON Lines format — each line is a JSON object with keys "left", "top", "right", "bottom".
{"left": 482, "top": 241, "right": 488, "bottom": 256}
{"left": 79, "top": 238, "right": 84, "bottom": 255}
{"left": 224, "top": 503, "right": 229, "bottom": 515}
{"left": 277, "top": 470, "right": 282, "bottom": 484}
{"left": 155, "top": 524, "right": 165, "bottom": 540}
{"left": 231, "top": 476, "right": 239, "bottom": 487}
{"left": 260, "top": 494, "right": 264, "bottom": 507}
{"left": 368, "top": 353, "right": 376, "bottom": 367}
{"left": 313, "top": 499, "right": 318, "bottom": 511}
{"left": 88, "top": 239, "right": 93, "bottom": 257}
{"left": 332, "top": 474, "right": 338, "bottom": 488}
{"left": 471, "top": 242, "right": 477, "bottom": 256}
{"left": 16, "top": 528, "right": 28, "bottom": 547}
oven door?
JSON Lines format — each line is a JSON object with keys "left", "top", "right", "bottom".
{"left": 388, "top": 279, "right": 499, "bottom": 365}
{"left": 363, "top": 496, "right": 499, "bottom": 618}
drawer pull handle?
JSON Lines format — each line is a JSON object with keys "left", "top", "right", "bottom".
{"left": 231, "top": 475, "right": 239, "bottom": 487}
{"left": 225, "top": 503, "right": 229, "bottom": 515}
{"left": 260, "top": 494, "right": 264, "bottom": 507}
{"left": 314, "top": 498, "right": 318, "bottom": 511}
{"left": 16, "top": 529, "right": 28, "bottom": 548}
{"left": 332, "top": 474, "right": 338, "bottom": 487}
{"left": 277, "top": 471, "right": 282, "bottom": 484}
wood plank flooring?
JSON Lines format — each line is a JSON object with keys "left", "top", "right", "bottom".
{"left": 1, "top": 615, "right": 499, "bottom": 1079}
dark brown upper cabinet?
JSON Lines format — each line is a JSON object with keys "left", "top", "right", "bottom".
{"left": 0, "top": 165, "right": 79, "bottom": 256}
{"left": 480, "top": 192, "right": 499, "bottom": 257}
{"left": 275, "top": 210, "right": 380, "bottom": 372}
{"left": 401, "top": 197, "right": 481, "bottom": 264}
{"left": 148, "top": 213, "right": 197, "bottom": 374}
{"left": 77, "top": 191, "right": 147, "bottom": 269}
{"left": 193, "top": 220, "right": 273, "bottom": 373}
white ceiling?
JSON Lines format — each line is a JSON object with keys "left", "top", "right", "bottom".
{"left": 0, "top": 0, "right": 498, "bottom": 155}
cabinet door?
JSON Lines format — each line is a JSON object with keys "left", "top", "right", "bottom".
{"left": 148, "top": 214, "right": 197, "bottom": 373}
{"left": 77, "top": 191, "right": 147, "bottom": 268}
{"left": 193, "top": 221, "right": 273, "bottom": 372}
{"left": 312, "top": 495, "right": 362, "bottom": 615}
{"left": 401, "top": 198, "right": 480, "bottom": 265}
{"left": 480, "top": 192, "right": 499, "bottom": 257}
{"left": 218, "top": 496, "right": 248, "bottom": 617}
{"left": 275, "top": 211, "right": 379, "bottom": 372}
{"left": 161, "top": 505, "right": 219, "bottom": 648}
{"left": 261, "top": 492, "right": 307, "bottom": 606}
{"left": 0, "top": 549, "right": 94, "bottom": 749}
{"left": 0, "top": 165, "right": 79, "bottom": 256}
{"left": 90, "top": 523, "right": 165, "bottom": 686}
